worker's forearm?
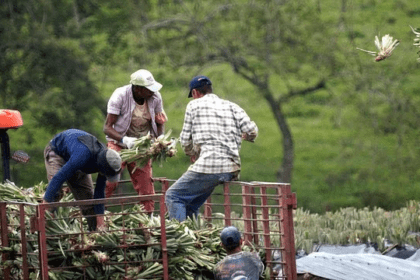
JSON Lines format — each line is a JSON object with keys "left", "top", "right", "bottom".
{"left": 103, "top": 126, "right": 123, "bottom": 142}
{"left": 103, "top": 114, "right": 123, "bottom": 142}
{"left": 157, "top": 123, "right": 164, "bottom": 136}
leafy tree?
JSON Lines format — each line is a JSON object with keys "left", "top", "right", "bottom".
{"left": 133, "top": 0, "right": 335, "bottom": 183}
{"left": 0, "top": 0, "right": 105, "bottom": 186}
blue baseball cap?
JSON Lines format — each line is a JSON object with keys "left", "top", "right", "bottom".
{"left": 188, "top": 75, "right": 212, "bottom": 98}
{"left": 220, "top": 226, "right": 241, "bottom": 249}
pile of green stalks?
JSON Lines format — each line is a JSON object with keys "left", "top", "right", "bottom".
{"left": 294, "top": 201, "right": 420, "bottom": 254}
{"left": 4, "top": 180, "right": 420, "bottom": 278}
{"left": 410, "top": 25, "right": 420, "bottom": 62}
{"left": 119, "top": 130, "right": 178, "bottom": 169}
{"left": 0, "top": 181, "right": 267, "bottom": 280}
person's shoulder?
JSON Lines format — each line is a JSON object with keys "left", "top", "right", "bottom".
{"left": 61, "top": 129, "right": 87, "bottom": 138}
{"left": 214, "top": 255, "right": 231, "bottom": 269}
{"left": 241, "top": 251, "right": 264, "bottom": 268}
{"left": 150, "top": 91, "right": 163, "bottom": 102}
{"left": 211, "top": 94, "right": 239, "bottom": 106}
{"left": 224, "top": 98, "right": 241, "bottom": 107}
{"left": 241, "top": 251, "right": 260, "bottom": 257}
{"left": 238, "top": 251, "right": 262, "bottom": 261}
{"left": 214, "top": 258, "right": 224, "bottom": 267}
{"left": 185, "top": 97, "right": 200, "bottom": 108}
{"left": 112, "top": 85, "right": 130, "bottom": 96}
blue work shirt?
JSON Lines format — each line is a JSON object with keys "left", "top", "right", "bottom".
{"left": 43, "top": 129, "right": 108, "bottom": 214}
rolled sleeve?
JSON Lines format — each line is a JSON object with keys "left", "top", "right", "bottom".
{"left": 235, "top": 106, "right": 258, "bottom": 142}
{"left": 155, "top": 111, "right": 168, "bottom": 124}
{"left": 107, "top": 88, "right": 123, "bottom": 115}
{"left": 242, "top": 121, "right": 258, "bottom": 142}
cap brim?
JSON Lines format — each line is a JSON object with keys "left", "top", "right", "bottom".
{"left": 106, "top": 173, "right": 120, "bottom": 183}
{"left": 188, "top": 90, "right": 193, "bottom": 98}
{"left": 145, "top": 81, "right": 163, "bottom": 93}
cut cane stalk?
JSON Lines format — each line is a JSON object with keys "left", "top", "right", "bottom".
{"left": 410, "top": 25, "right": 420, "bottom": 62}
{"left": 119, "top": 129, "right": 178, "bottom": 172}
{"left": 357, "top": 34, "right": 399, "bottom": 62}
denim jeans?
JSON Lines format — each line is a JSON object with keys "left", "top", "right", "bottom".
{"left": 165, "top": 171, "right": 234, "bottom": 222}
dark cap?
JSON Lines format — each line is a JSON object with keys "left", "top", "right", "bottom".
{"left": 188, "top": 75, "right": 212, "bottom": 98}
{"left": 220, "top": 226, "right": 241, "bottom": 250}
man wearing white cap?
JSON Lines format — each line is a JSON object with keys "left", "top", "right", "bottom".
{"left": 103, "top": 69, "right": 167, "bottom": 213}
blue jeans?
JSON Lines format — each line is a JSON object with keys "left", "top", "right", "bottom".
{"left": 165, "top": 171, "right": 234, "bottom": 221}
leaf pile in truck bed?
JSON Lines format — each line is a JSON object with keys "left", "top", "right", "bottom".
{"left": 0, "top": 181, "right": 266, "bottom": 280}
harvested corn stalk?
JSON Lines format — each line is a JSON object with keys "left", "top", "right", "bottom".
{"left": 409, "top": 25, "right": 420, "bottom": 62}
{"left": 119, "top": 129, "right": 178, "bottom": 170}
{"left": 357, "top": 34, "right": 399, "bottom": 62}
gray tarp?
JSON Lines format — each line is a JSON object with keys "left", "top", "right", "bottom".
{"left": 296, "top": 251, "right": 420, "bottom": 280}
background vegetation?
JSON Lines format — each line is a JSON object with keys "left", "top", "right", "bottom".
{"left": 2, "top": 0, "right": 420, "bottom": 214}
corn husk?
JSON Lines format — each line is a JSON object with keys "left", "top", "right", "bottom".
{"left": 357, "top": 34, "right": 399, "bottom": 62}
{"left": 409, "top": 25, "right": 420, "bottom": 62}
{"left": 119, "top": 129, "right": 178, "bottom": 171}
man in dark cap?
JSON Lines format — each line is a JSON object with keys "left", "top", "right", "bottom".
{"left": 214, "top": 226, "right": 264, "bottom": 279}
{"left": 43, "top": 129, "right": 122, "bottom": 231}
{"left": 165, "top": 75, "right": 258, "bottom": 222}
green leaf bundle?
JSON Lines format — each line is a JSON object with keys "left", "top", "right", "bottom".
{"left": 119, "top": 129, "right": 178, "bottom": 170}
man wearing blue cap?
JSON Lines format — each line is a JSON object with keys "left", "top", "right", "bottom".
{"left": 214, "top": 226, "right": 264, "bottom": 279}
{"left": 165, "top": 75, "right": 258, "bottom": 222}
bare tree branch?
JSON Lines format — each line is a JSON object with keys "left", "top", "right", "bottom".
{"left": 278, "top": 80, "right": 326, "bottom": 103}
{"left": 142, "top": 4, "right": 233, "bottom": 33}
{"left": 142, "top": 18, "right": 190, "bottom": 32}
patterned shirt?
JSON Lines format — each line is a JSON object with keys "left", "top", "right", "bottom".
{"left": 126, "top": 101, "right": 152, "bottom": 138}
{"left": 214, "top": 251, "right": 264, "bottom": 280}
{"left": 106, "top": 84, "right": 167, "bottom": 139}
{"left": 180, "top": 93, "right": 258, "bottom": 174}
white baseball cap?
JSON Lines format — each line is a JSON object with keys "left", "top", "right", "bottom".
{"left": 130, "top": 69, "right": 162, "bottom": 92}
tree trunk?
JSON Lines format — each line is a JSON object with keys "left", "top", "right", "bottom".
{"left": 263, "top": 89, "right": 294, "bottom": 183}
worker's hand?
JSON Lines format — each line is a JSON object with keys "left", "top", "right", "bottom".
{"left": 241, "top": 131, "right": 257, "bottom": 142}
{"left": 190, "top": 155, "right": 197, "bottom": 163}
{"left": 122, "top": 136, "right": 137, "bottom": 149}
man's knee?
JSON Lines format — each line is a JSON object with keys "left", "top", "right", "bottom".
{"left": 165, "top": 188, "right": 174, "bottom": 202}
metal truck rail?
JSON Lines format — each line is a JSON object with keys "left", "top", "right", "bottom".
{"left": 1, "top": 178, "right": 297, "bottom": 280}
